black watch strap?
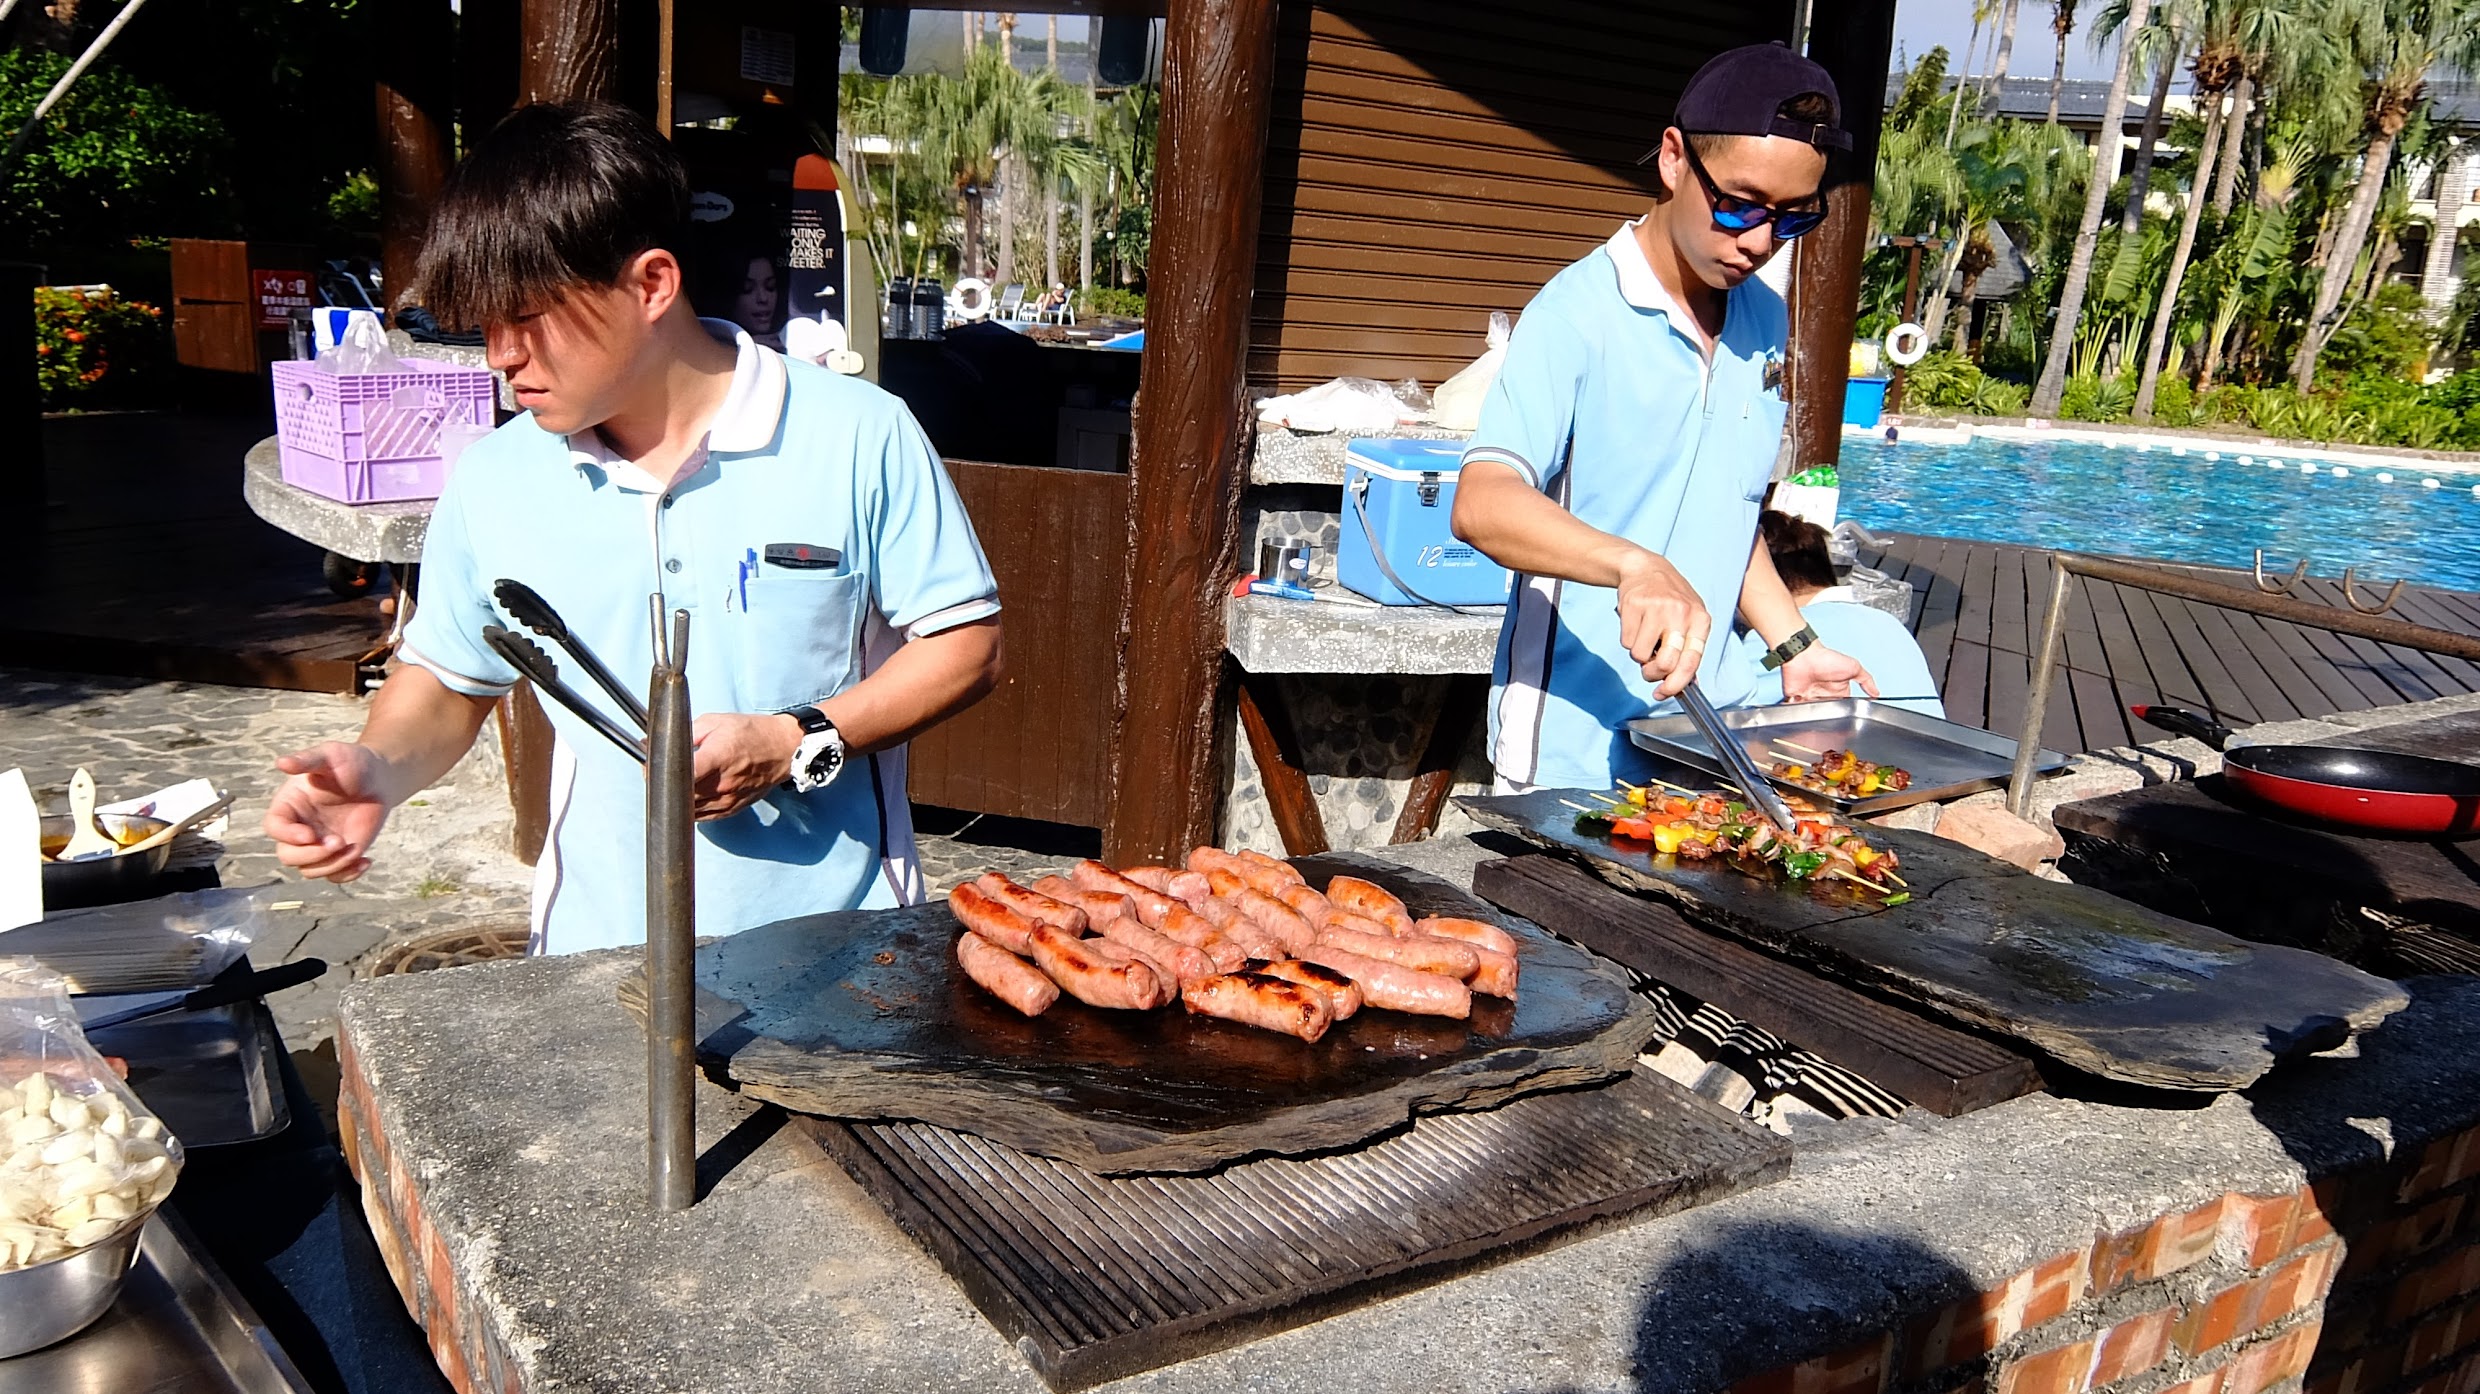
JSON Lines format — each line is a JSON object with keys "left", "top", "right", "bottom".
{"left": 1761, "top": 625, "right": 1820, "bottom": 672}
{"left": 780, "top": 704, "right": 833, "bottom": 734}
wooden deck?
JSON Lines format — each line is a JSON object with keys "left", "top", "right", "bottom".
{"left": 1, "top": 412, "right": 381, "bottom": 693}
{"left": 1858, "top": 533, "right": 2480, "bottom": 756}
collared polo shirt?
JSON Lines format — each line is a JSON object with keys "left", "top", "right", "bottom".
{"left": 1463, "top": 219, "right": 1791, "bottom": 792}
{"left": 401, "top": 320, "right": 1000, "bottom": 953}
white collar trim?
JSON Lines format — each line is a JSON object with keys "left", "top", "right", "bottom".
{"left": 1603, "top": 217, "right": 1689, "bottom": 318}
{"left": 566, "top": 318, "right": 787, "bottom": 490}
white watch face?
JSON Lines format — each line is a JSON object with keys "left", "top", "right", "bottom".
{"left": 792, "top": 729, "right": 845, "bottom": 791}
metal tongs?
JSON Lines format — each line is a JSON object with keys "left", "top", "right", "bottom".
{"left": 482, "top": 578, "right": 650, "bottom": 764}
{"left": 1674, "top": 680, "right": 1800, "bottom": 833}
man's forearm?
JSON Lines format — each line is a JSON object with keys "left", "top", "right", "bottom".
{"left": 817, "top": 616, "right": 1004, "bottom": 755}
{"left": 1736, "top": 541, "right": 1805, "bottom": 648}
{"left": 357, "top": 666, "right": 500, "bottom": 805}
{"left": 1450, "top": 462, "right": 1652, "bottom": 586}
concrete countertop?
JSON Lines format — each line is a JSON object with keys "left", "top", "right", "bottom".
{"left": 241, "top": 436, "right": 433, "bottom": 564}
{"left": 333, "top": 833, "right": 2480, "bottom": 1394}
{"left": 1224, "top": 591, "right": 1501, "bottom": 675}
{"left": 1252, "top": 423, "right": 1473, "bottom": 486}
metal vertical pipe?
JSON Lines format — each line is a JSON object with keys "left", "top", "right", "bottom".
{"left": 645, "top": 604, "right": 696, "bottom": 1212}
{"left": 2009, "top": 555, "right": 2074, "bottom": 819}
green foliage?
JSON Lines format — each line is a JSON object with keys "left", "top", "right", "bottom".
{"left": 0, "top": 50, "right": 236, "bottom": 247}
{"left": 325, "top": 170, "right": 379, "bottom": 242}
{"left": 2059, "top": 372, "right": 2135, "bottom": 423}
{"left": 1898, "top": 350, "right": 2032, "bottom": 417}
{"left": 1077, "top": 286, "right": 1146, "bottom": 319}
{"left": 1965, "top": 374, "right": 2030, "bottom": 416}
{"left": 1887, "top": 48, "right": 1951, "bottom": 132}
{"left": 32, "top": 286, "right": 168, "bottom": 411}
{"left": 2317, "top": 283, "right": 2437, "bottom": 385}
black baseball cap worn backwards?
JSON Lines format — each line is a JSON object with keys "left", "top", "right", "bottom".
{"left": 1659, "top": 42, "right": 1853, "bottom": 155}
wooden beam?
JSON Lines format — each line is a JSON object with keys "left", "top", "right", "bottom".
{"left": 1235, "top": 672, "right": 1329, "bottom": 856}
{"left": 375, "top": 0, "right": 454, "bottom": 312}
{"left": 520, "top": 0, "right": 620, "bottom": 105}
{"left": 1103, "top": 0, "right": 1280, "bottom": 865}
{"left": 1474, "top": 853, "right": 2043, "bottom": 1118}
{"left": 1391, "top": 674, "right": 1486, "bottom": 845}
{"left": 1786, "top": 0, "right": 1902, "bottom": 472}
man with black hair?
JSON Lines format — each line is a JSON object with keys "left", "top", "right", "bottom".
{"left": 264, "top": 103, "right": 1004, "bottom": 951}
{"left": 1452, "top": 44, "right": 1877, "bottom": 793}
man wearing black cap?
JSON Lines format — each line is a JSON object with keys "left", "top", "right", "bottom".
{"left": 1450, "top": 43, "right": 1878, "bottom": 794}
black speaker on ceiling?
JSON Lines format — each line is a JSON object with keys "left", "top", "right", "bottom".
{"left": 859, "top": 7, "right": 908, "bottom": 76}
{"left": 1095, "top": 16, "right": 1152, "bottom": 86}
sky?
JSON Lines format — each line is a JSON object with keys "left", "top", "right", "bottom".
{"left": 1889, "top": 0, "right": 2161, "bottom": 92}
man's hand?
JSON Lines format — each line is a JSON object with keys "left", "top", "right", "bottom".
{"left": 1615, "top": 549, "right": 1712, "bottom": 700}
{"left": 690, "top": 712, "right": 803, "bottom": 821}
{"left": 1780, "top": 644, "right": 1879, "bottom": 703}
{"left": 263, "top": 743, "right": 395, "bottom": 883}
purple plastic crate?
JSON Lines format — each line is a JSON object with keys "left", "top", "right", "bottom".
{"left": 271, "top": 358, "right": 498, "bottom": 504}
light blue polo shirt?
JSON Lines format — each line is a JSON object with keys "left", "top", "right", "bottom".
{"left": 1464, "top": 221, "right": 1790, "bottom": 792}
{"left": 401, "top": 321, "right": 1000, "bottom": 953}
{"left": 1729, "top": 594, "right": 1947, "bottom": 717}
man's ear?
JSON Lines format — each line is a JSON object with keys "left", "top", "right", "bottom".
{"left": 1653, "top": 127, "right": 1686, "bottom": 205}
{"left": 632, "top": 248, "right": 688, "bottom": 323}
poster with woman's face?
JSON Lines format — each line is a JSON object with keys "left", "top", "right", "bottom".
{"left": 685, "top": 189, "right": 790, "bottom": 349}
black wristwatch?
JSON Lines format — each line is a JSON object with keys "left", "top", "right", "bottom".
{"left": 779, "top": 704, "right": 846, "bottom": 792}
{"left": 1761, "top": 625, "right": 1820, "bottom": 672}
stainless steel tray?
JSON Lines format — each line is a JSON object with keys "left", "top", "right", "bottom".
{"left": 0, "top": 1211, "right": 314, "bottom": 1391}
{"left": 84, "top": 1001, "right": 290, "bottom": 1149}
{"left": 1625, "top": 699, "right": 2070, "bottom": 814}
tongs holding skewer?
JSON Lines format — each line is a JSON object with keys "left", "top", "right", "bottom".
{"left": 1674, "top": 680, "right": 1801, "bottom": 834}
{"left": 482, "top": 624, "right": 649, "bottom": 765}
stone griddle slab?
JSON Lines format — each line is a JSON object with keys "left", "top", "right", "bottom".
{"left": 1460, "top": 790, "right": 2408, "bottom": 1091}
{"left": 652, "top": 853, "right": 1662, "bottom": 1173}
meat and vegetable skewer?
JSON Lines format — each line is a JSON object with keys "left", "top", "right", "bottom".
{"left": 1767, "top": 740, "right": 1914, "bottom": 798}
{"left": 1567, "top": 784, "right": 1910, "bottom": 903}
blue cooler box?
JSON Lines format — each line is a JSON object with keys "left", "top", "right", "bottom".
{"left": 1339, "top": 438, "right": 1512, "bottom": 607}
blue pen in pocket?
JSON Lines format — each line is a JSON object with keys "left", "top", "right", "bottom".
{"left": 739, "top": 547, "right": 756, "bottom": 611}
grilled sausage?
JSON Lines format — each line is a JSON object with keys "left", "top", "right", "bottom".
{"left": 1245, "top": 957, "right": 1362, "bottom": 1020}
{"left": 1413, "top": 915, "right": 1519, "bottom": 957}
{"left": 1320, "top": 909, "right": 1398, "bottom": 940}
{"left": 1181, "top": 972, "right": 1332, "bottom": 1043}
{"left": 947, "top": 883, "right": 1039, "bottom": 956}
{"left": 1184, "top": 846, "right": 1247, "bottom": 877}
{"left": 1083, "top": 937, "right": 1180, "bottom": 1008}
{"left": 1195, "top": 898, "right": 1284, "bottom": 959}
{"left": 1027, "top": 923, "right": 1160, "bottom": 1011}
{"left": 972, "top": 874, "right": 1088, "bottom": 935}
{"left": 1296, "top": 944, "right": 1472, "bottom": 1019}
{"left": 1094, "top": 917, "right": 1216, "bottom": 987}
{"left": 1069, "top": 860, "right": 1177, "bottom": 921}
{"left": 1235, "top": 849, "right": 1307, "bottom": 887}
{"left": 1031, "top": 876, "right": 1133, "bottom": 927}
{"left": 1314, "top": 923, "right": 1481, "bottom": 979}
{"left": 957, "top": 931, "right": 1058, "bottom": 1016}
{"left": 1277, "top": 883, "right": 1336, "bottom": 924}
{"left": 1120, "top": 866, "right": 1177, "bottom": 893}
{"left": 1203, "top": 867, "right": 1253, "bottom": 901}
{"left": 1326, "top": 876, "right": 1415, "bottom": 935}
{"left": 1190, "top": 847, "right": 1297, "bottom": 898}
{"left": 1467, "top": 946, "right": 1520, "bottom": 1000}
{"left": 1235, "top": 888, "right": 1316, "bottom": 953}
{"left": 1194, "top": 930, "right": 1250, "bottom": 973}
{"left": 1168, "top": 870, "right": 1213, "bottom": 905}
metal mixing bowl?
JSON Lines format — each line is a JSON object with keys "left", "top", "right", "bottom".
{"left": 0, "top": 1212, "right": 150, "bottom": 1357}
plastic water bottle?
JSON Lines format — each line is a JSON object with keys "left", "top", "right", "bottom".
{"left": 912, "top": 278, "right": 946, "bottom": 339}
{"left": 884, "top": 277, "right": 913, "bottom": 341}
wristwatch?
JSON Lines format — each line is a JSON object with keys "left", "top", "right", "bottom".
{"left": 779, "top": 705, "right": 846, "bottom": 792}
{"left": 1761, "top": 625, "right": 1820, "bottom": 672}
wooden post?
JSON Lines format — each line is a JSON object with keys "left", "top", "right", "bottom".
{"left": 520, "top": 0, "right": 620, "bottom": 105}
{"left": 1102, "top": 0, "right": 1281, "bottom": 866}
{"left": 1787, "top": 0, "right": 1902, "bottom": 470}
{"left": 457, "top": 0, "right": 521, "bottom": 133}
{"left": 376, "top": 0, "right": 454, "bottom": 313}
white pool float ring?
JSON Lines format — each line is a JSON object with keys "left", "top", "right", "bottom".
{"left": 948, "top": 277, "right": 992, "bottom": 322}
{"left": 1883, "top": 323, "right": 1930, "bottom": 367}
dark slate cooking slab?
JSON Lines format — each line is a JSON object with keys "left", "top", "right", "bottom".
{"left": 1459, "top": 790, "right": 2408, "bottom": 1091}
{"left": 654, "top": 853, "right": 1663, "bottom": 1173}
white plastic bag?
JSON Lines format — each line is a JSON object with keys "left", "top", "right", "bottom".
{"left": 318, "top": 312, "right": 403, "bottom": 375}
{"left": 1430, "top": 311, "right": 1511, "bottom": 431}
{"left": 1255, "top": 377, "right": 1421, "bottom": 434}
{"left": 0, "top": 959, "right": 182, "bottom": 1272}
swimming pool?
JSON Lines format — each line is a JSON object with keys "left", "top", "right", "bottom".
{"left": 1836, "top": 434, "right": 2480, "bottom": 592}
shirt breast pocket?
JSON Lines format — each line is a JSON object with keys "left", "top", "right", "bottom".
{"left": 737, "top": 566, "right": 867, "bottom": 712}
{"left": 1742, "top": 392, "right": 1790, "bottom": 501}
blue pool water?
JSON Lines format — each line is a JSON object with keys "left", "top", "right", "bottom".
{"left": 1837, "top": 434, "right": 2480, "bottom": 592}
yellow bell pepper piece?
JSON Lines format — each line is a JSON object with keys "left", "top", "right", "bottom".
{"left": 1651, "top": 822, "right": 1690, "bottom": 854}
{"left": 1859, "top": 772, "right": 1883, "bottom": 795}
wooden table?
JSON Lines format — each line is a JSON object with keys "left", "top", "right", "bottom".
{"left": 2052, "top": 709, "right": 2480, "bottom": 967}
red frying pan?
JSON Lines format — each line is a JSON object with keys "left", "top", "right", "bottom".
{"left": 2134, "top": 705, "right": 2480, "bottom": 837}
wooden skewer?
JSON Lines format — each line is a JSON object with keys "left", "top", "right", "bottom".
{"left": 1560, "top": 799, "right": 1602, "bottom": 814}
{"left": 1771, "top": 737, "right": 1826, "bottom": 757}
{"left": 1634, "top": 775, "right": 1703, "bottom": 798}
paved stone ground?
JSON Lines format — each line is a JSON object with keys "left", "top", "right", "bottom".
{"left": 0, "top": 667, "right": 1078, "bottom": 1052}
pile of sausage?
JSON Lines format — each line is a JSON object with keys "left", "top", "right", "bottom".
{"left": 947, "top": 848, "right": 1522, "bottom": 1045}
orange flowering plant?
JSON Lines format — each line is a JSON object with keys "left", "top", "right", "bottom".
{"left": 33, "top": 286, "right": 166, "bottom": 409}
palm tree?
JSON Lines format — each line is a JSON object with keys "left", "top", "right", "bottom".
{"left": 2197, "top": 133, "right": 2310, "bottom": 387}
{"left": 2033, "top": 0, "right": 2153, "bottom": 416}
{"left": 1949, "top": 0, "right": 1995, "bottom": 146}
{"left": 2287, "top": 0, "right": 2480, "bottom": 388}
{"left": 1984, "top": 0, "right": 2026, "bottom": 115}
{"left": 2134, "top": 85, "right": 2225, "bottom": 417}
{"left": 2115, "top": 14, "right": 2186, "bottom": 235}
{"left": 2048, "top": 0, "right": 2079, "bottom": 123}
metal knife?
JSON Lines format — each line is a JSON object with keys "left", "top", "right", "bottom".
{"left": 1674, "top": 680, "right": 1801, "bottom": 833}
{"left": 76, "top": 959, "right": 330, "bottom": 1033}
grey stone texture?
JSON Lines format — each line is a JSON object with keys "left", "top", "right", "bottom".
{"left": 242, "top": 436, "right": 434, "bottom": 563}
{"left": 332, "top": 827, "right": 2480, "bottom": 1394}
{"left": 1251, "top": 422, "right": 1472, "bottom": 487}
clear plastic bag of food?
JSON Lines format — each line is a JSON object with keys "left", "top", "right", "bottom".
{"left": 0, "top": 958, "right": 182, "bottom": 1272}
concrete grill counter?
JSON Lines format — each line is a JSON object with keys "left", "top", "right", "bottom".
{"left": 335, "top": 837, "right": 2480, "bottom": 1394}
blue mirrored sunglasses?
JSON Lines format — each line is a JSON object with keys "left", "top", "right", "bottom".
{"left": 1679, "top": 140, "right": 1828, "bottom": 240}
